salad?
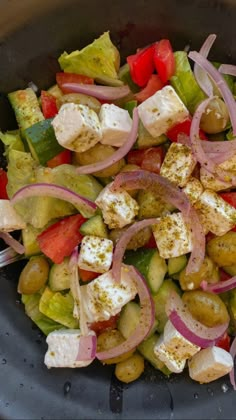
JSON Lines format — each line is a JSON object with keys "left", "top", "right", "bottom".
{"left": 1, "top": 31, "right": 236, "bottom": 386}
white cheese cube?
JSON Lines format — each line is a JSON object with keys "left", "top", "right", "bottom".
{"left": 160, "top": 143, "right": 196, "bottom": 187}
{"left": 154, "top": 335, "right": 186, "bottom": 373}
{"left": 0, "top": 200, "right": 26, "bottom": 231}
{"left": 200, "top": 167, "right": 231, "bottom": 192}
{"left": 78, "top": 235, "right": 113, "bottom": 273}
{"left": 194, "top": 189, "right": 236, "bottom": 236}
{"left": 138, "top": 86, "right": 189, "bottom": 137}
{"left": 188, "top": 346, "right": 233, "bottom": 384}
{"left": 95, "top": 182, "right": 139, "bottom": 229}
{"left": 182, "top": 177, "right": 204, "bottom": 205}
{"left": 44, "top": 329, "right": 95, "bottom": 368}
{"left": 99, "top": 103, "right": 133, "bottom": 147}
{"left": 82, "top": 264, "right": 137, "bottom": 322}
{"left": 52, "top": 103, "right": 102, "bottom": 152}
{"left": 164, "top": 320, "right": 200, "bottom": 359}
{"left": 152, "top": 212, "right": 193, "bottom": 259}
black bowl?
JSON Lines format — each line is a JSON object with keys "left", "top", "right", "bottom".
{"left": 1, "top": 1, "right": 236, "bottom": 418}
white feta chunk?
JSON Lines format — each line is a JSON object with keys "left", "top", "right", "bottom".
{"left": 164, "top": 320, "right": 200, "bottom": 359}
{"left": 99, "top": 103, "right": 133, "bottom": 147}
{"left": 52, "top": 103, "right": 102, "bottom": 152}
{"left": 138, "top": 86, "right": 189, "bottom": 138}
{"left": 194, "top": 189, "right": 236, "bottom": 236}
{"left": 182, "top": 177, "right": 204, "bottom": 205}
{"left": 200, "top": 167, "right": 231, "bottom": 192}
{"left": 0, "top": 200, "right": 26, "bottom": 231}
{"left": 81, "top": 264, "right": 137, "bottom": 322}
{"left": 95, "top": 182, "right": 139, "bottom": 229}
{"left": 154, "top": 335, "right": 186, "bottom": 373}
{"left": 188, "top": 346, "right": 233, "bottom": 384}
{"left": 152, "top": 212, "right": 193, "bottom": 259}
{"left": 78, "top": 235, "right": 113, "bottom": 273}
{"left": 160, "top": 143, "right": 196, "bottom": 187}
{"left": 44, "top": 329, "right": 95, "bottom": 368}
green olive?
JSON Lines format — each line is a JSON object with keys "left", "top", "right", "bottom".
{"left": 97, "top": 329, "right": 134, "bottom": 364}
{"left": 137, "top": 189, "right": 175, "bottom": 219}
{"left": 57, "top": 93, "right": 101, "bottom": 113}
{"left": 18, "top": 256, "right": 49, "bottom": 294}
{"left": 207, "top": 231, "right": 236, "bottom": 267}
{"left": 115, "top": 353, "right": 145, "bottom": 383}
{"left": 200, "top": 97, "right": 229, "bottom": 134}
{"left": 73, "top": 143, "right": 125, "bottom": 177}
{"left": 182, "top": 290, "right": 230, "bottom": 327}
{"left": 109, "top": 225, "right": 152, "bottom": 250}
{"left": 179, "top": 256, "right": 219, "bottom": 291}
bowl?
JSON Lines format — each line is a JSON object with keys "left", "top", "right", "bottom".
{"left": 0, "top": 0, "right": 236, "bottom": 418}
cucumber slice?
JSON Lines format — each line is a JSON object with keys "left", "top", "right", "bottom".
{"left": 138, "top": 334, "right": 171, "bottom": 375}
{"left": 118, "top": 301, "right": 158, "bottom": 339}
{"left": 22, "top": 225, "right": 41, "bottom": 257}
{"left": 79, "top": 214, "right": 108, "bottom": 238}
{"left": 152, "top": 279, "right": 181, "bottom": 333}
{"left": 48, "top": 258, "right": 71, "bottom": 292}
{"left": 8, "top": 88, "right": 44, "bottom": 132}
{"left": 124, "top": 249, "right": 167, "bottom": 294}
{"left": 168, "top": 255, "right": 187, "bottom": 276}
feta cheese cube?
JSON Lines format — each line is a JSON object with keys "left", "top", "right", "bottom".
{"left": 152, "top": 212, "right": 193, "bottom": 259}
{"left": 164, "top": 320, "right": 200, "bottom": 359}
{"left": 82, "top": 264, "right": 137, "bottom": 322}
{"left": 52, "top": 103, "right": 102, "bottom": 152}
{"left": 0, "top": 200, "right": 26, "bottom": 231}
{"left": 154, "top": 335, "right": 186, "bottom": 373}
{"left": 200, "top": 167, "right": 231, "bottom": 192}
{"left": 138, "top": 86, "right": 189, "bottom": 137}
{"left": 99, "top": 103, "right": 133, "bottom": 147}
{"left": 188, "top": 346, "right": 233, "bottom": 384}
{"left": 44, "top": 329, "right": 95, "bottom": 368}
{"left": 95, "top": 182, "right": 139, "bottom": 229}
{"left": 182, "top": 177, "right": 204, "bottom": 205}
{"left": 194, "top": 189, "right": 236, "bottom": 236}
{"left": 160, "top": 143, "right": 196, "bottom": 187}
{"left": 78, "top": 235, "right": 113, "bottom": 273}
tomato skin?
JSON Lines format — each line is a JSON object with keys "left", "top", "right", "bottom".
{"left": 78, "top": 267, "right": 99, "bottom": 282}
{"left": 41, "top": 90, "right": 58, "bottom": 118}
{"left": 153, "top": 39, "right": 175, "bottom": 84}
{"left": 215, "top": 332, "right": 231, "bottom": 352}
{"left": 89, "top": 315, "right": 119, "bottom": 335}
{"left": 135, "top": 74, "right": 165, "bottom": 103}
{"left": 220, "top": 192, "right": 236, "bottom": 231}
{"left": 47, "top": 149, "right": 72, "bottom": 168}
{"left": 219, "top": 268, "right": 232, "bottom": 282}
{"left": 0, "top": 168, "right": 8, "bottom": 199}
{"left": 143, "top": 233, "right": 157, "bottom": 249}
{"left": 127, "top": 147, "right": 165, "bottom": 174}
{"left": 56, "top": 72, "right": 94, "bottom": 93}
{"left": 166, "top": 118, "right": 207, "bottom": 142}
{"left": 127, "top": 44, "right": 155, "bottom": 87}
{"left": 37, "top": 214, "right": 86, "bottom": 264}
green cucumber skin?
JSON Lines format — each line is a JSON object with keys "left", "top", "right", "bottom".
{"left": 8, "top": 88, "right": 44, "bottom": 131}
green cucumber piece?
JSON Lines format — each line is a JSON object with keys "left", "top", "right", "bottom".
{"left": 168, "top": 255, "right": 187, "bottom": 276}
{"left": 24, "top": 118, "right": 63, "bottom": 165}
{"left": 124, "top": 248, "right": 167, "bottom": 294}
{"left": 136, "top": 121, "right": 167, "bottom": 149}
{"left": 152, "top": 279, "right": 181, "bottom": 333}
{"left": 22, "top": 225, "right": 41, "bottom": 257}
{"left": 48, "top": 258, "right": 71, "bottom": 292}
{"left": 8, "top": 88, "right": 44, "bottom": 131}
{"left": 118, "top": 301, "right": 158, "bottom": 339}
{"left": 118, "top": 63, "right": 140, "bottom": 93}
{"left": 123, "top": 100, "right": 138, "bottom": 117}
{"left": 138, "top": 334, "right": 171, "bottom": 375}
{"left": 79, "top": 214, "right": 108, "bottom": 238}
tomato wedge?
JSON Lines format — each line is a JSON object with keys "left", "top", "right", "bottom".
{"left": 56, "top": 72, "right": 94, "bottom": 93}
{"left": 127, "top": 44, "right": 155, "bottom": 87}
{"left": 89, "top": 315, "right": 119, "bottom": 335}
{"left": 135, "top": 74, "right": 165, "bottom": 103}
{"left": 47, "top": 149, "right": 72, "bottom": 168}
{"left": 143, "top": 233, "right": 157, "bottom": 249}
{"left": 166, "top": 118, "right": 208, "bottom": 142}
{"left": 78, "top": 267, "right": 99, "bottom": 283}
{"left": 37, "top": 214, "right": 86, "bottom": 264}
{"left": 127, "top": 147, "right": 165, "bottom": 174}
{"left": 215, "top": 332, "right": 231, "bottom": 352}
{"left": 41, "top": 90, "right": 58, "bottom": 119}
{"left": 0, "top": 168, "right": 8, "bottom": 199}
{"left": 153, "top": 39, "right": 175, "bottom": 84}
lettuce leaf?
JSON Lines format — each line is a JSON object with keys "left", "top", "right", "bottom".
{"left": 0, "top": 130, "right": 24, "bottom": 158}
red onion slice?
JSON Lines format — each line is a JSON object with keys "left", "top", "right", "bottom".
{"left": 166, "top": 291, "right": 229, "bottom": 348}
{"left": 219, "top": 64, "right": 236, "bottom": 77}
{"left": 194, "top": 34, "right": 216, "bottom": 97}
{"left": 11, "top": 183, "right": 97, "bottom": 218}
{"left": 0, "top": 232, "right": 25, "bottom": 254}
{"left": 61, "top": 83, "right": 130, "bottom": 100}
{"left": 201, "top": 277, "right": 236, "bottom": 294}
{"left": 229, "top": 336, "right": 236, "bottom": 390}
{"left": 76, "top": 333, "right": 97, "bottom": 361}
{"left": 113, "top": 170, "right": 205, "bottom": 274}
{"left": 189, "top": 51, "right": 236, "bottom": 136}
{"left": 112, "top": 218, "right": 158, "bottom": 282}
{"left": 96, "top": 266, "right": 155, "bottom": 360}
{"left": 76, "top": 107, "right": 139, "bottom": 174}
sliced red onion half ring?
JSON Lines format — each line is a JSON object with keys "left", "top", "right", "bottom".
{"left": 166, "top": 291, "right": 229, "bottom": 348}
{"left": 96, "top": 266, "right": 155, "bottom": 360}
{"left": 194, "top": 34, "right": 216, "bottom": 96}
{"left": 113, "top": 170, "right": 205, "bottom": 274}
{"left": 76, "top": 333, "right": 97, "bottom": 361}
{"left": 189, "top": 51, "right": 236, "bottom": 136}
{"left": 201, "top": 277, "right": 236, "bottom": 294}
{"left": 10, "top": 183, "right": 97, "bottom": 218}
{"left": 61, "top": 83, "right": 130, "bottom": 100}
{"left": 219, "top": 64, "right": 236, "bottom": 77}
{"left": 229, "top": 336, "right": 236, "bottom": 390}
{"left": 76, "top": 107, "right": 139, "bottom": 174}
{"left": 0, "top": 232, "right": 25, "bottom": 254}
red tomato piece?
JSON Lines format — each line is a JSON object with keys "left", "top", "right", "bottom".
{"left": 219, "top": 268, "right": 232, "bottom": 282}
{"left": 166, "top": 118, "right": 208, "bottom": 142}
{"left": 153, "top": 39, "right": 175, "bottom": 84}
{"left": 37, "top": 214, "right": 86, "bottom": 264}
{"left": 220, "top": 192, "right": 236, "bottom": 231}
{"left": 41, "top": 90, "right": 58, "bottom": 119}
{"left": 0, "top": 168, "right": 8, "bottom": 199}
{"left": 89, "top": 315, "right": 119, "bottom": 335}
{"left": 56, "top": 72, "right": 94, "bottom": 93}
{"left": 135, "top": 74, "right": 165, "bottom": 103}
{"left": 127, "top": 147, "right": 165, "bottom": 174}
{"left": 127, "top": 44, "right": 155, "bottom": 87}
{"left": 47, "top": 149, "right": 72, "bottom": 168}
{"left": 215, "top": 332, "right": 231, "bottom": 352}
{"left": 78, "top": 267, "right": 99, "bottom": 283}
{"left": 143, "top": 233, "right": 157, "bottom": 249}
